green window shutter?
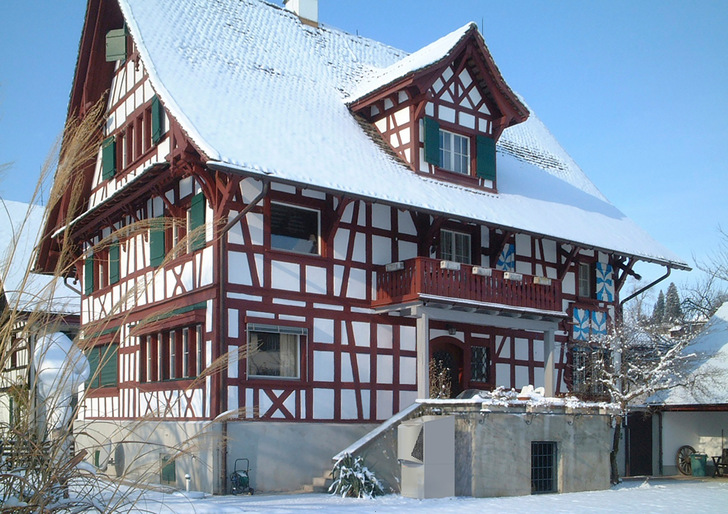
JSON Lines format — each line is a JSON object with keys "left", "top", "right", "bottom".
{"left": 476, "top": 135, "right": 496, "bottom": 181}
{"left": 84, "top": 256, "right": 95, "bottom": 295}
{"left": 86, "top": 348, "right": 100, "bottom": 388}
{"left": 109, "top": 242, "right": 120, "bottom": 284}
{"left": 188, "top": 192, "right": 206, "bottom": 251}
{"left": 105, "top": 28, "right": 127, "bottom": 62}
{"left": 102, "top": 137, "right": 116, "bottom": 180}
{"left": 423, "top": 116, "right": 441, "bottom": 166}
{"left": 151, "top": 96, "right": 165, "bottom": 144}
{"left": 150, "top": 218, "right": 166, "bottom": 267}
{"left": 161, "top": 455, "right": 176, "bottom": 483}
{"left": 99, "top": 344, "right": 118, "bottom": 387}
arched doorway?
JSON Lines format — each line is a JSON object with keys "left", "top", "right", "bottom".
{"left": 429, "top": 336, "right": 464, "bottom": 398}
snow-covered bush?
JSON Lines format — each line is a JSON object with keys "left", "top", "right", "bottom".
{"left": 328, "top": 453, "right": 383, "bottom": 499}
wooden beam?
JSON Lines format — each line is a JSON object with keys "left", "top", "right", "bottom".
{"left": 557, "top": 245, "right": 580, "bottom": 281}
{"left": 487, "top": 230, "right": 513, "bottom": 263}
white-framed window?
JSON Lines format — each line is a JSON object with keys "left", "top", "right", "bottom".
{"left": 141, "top": 324, "right": 203, "bottom": 382}
{"left": 182, "top": 327, "right": 190, "bottom": 378}
{"left": 196, "top": 325, "right": 204, "bottom": 376}
{"left": 270, "top": 202, "right": 320, "bottom": 255}
{"left": 440, "top": 229, "right": 471, "bottom": 264}
{"left": 247, "top": 325, "right": 305, "bottom": 379}
{"left": 145, "top": 335, "right": 153, "bottom": 382}
{"left": 169, "top": 330, "right": 177, "bottom": 380}
{"left": 439, "top": 129, "right": 470, "bottom": 174}
{"left": 578, "top": 262, "right": 594, "bottom": 298}
{"left": 156, "top": 332, "right": 163, "bottom": 381}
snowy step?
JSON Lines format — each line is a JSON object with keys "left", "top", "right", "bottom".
{"left": 313, "top": 476, "right": 332, "bottom": 487}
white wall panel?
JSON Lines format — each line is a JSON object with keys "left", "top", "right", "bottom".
{"left": 271, "top": 260, "right": 300, "bottom": 291}
{"left": 313, "top": 388, "right": 334, "bottom": 419}
{"left": 313, "top": 351, "right": 334, "bottom": 381}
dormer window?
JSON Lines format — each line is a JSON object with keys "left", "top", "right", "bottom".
{"left": 439, "top": 129, "right": 470, "bottom": 175}
{"left": 423, "top": 116, "right": 496, "bottom": 185}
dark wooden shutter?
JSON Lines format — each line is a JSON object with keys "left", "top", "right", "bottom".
{"left": 188, "top": 192, "right": 206, "bottom": 251}
{"left": 84, "top": 257, "right": 95, "bottom": 295}
{"left": 476, "top": 135, "right": 496, "bottom": 181}
{"left": 150, "top": 218, "right": 166, "bottom": 267}
{"left": 109, "top": 242, "right": 120, "bottom": 284}
{"left": 151, "top": 96, "right": 164, "bottom": 144}
{"left": 99, "top": 344, "right": 118, "bottom": 387}
{"left": 102, "top": 137, "right": 116, "bottom": 180}
{"left": 423, "top": 116, "right": 441, "bottom": 166}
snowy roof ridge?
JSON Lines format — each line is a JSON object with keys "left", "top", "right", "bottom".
{"left": 115, "top": 0, "right": 688, "bottom": 269}
{"left": 346, "top": 22, "right": 476, "bottom": 104}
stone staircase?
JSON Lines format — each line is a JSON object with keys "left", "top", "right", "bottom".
{"left": 301, "top": 469, "right": 333, "bottom": 493}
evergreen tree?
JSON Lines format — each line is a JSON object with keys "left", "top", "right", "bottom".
{"left": 651, "top": 290, "right": 665, "bottom": 324}
{"left": 664, "top": 282, "right": 684, "bottom": 322}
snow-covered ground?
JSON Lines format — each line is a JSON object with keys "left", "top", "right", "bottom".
{"left": 101, "top": 478, "right": 727, "bottom": 513}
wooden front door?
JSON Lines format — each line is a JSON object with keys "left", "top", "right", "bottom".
{"left": 429, "top": 336, "right": 464, "bottom": 398}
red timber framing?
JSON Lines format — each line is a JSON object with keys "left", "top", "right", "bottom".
{"left": 35, "top": 0, "right": 644, "bottom": 431}
{"left": 350, "top": 24, "right": 528, "bottom": 192}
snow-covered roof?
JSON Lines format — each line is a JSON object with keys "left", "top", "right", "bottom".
{"left": 1, "top": 199, "right": 79, "bottom": 315}
{"left": 649, "top": 302, "right": 728, "bottom": 406}
{"left": 118, "top": 0, "right": 687, "bottom": 268}
{"left": 347, "top": 22, "right": 475, "bottom": 104}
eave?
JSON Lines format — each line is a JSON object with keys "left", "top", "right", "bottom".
{"left": 207, "top": 161, "right": 690, "bottom": 273}
{"left": 53, "top": 162, "right": 170, "bottom": 243}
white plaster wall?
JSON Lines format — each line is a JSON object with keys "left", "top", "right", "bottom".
{"left": 226, "top": 421, "right": 376, "bottom": 492}
{"left": 661, "top": 411, "right": 728, "bottom": 474}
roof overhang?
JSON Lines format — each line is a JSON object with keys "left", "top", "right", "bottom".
{"left": 375, "top": 295, "right": 565, "bottom": 332}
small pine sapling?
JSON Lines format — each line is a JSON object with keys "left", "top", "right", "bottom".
{"left": 328, "top": 453, "right": 384, "bottom": 498}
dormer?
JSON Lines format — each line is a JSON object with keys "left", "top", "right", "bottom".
{"left": 349, "top": 23, "right": 528, "bottom": 191}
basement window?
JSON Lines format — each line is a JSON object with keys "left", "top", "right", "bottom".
{"left": 531, "top": 441, "right": 557, "bottom": 494}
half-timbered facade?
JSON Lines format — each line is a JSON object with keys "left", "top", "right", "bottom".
{"left": 37, "top": 0, "right": 688, "bottom": 493}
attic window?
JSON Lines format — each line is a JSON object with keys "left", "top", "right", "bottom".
{"left": 423, "top": 116, "right": 497, "bottom": 183}
{"left": 440, "top": 130, "right": 470, "bottom": 174}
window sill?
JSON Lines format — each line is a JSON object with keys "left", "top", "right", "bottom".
{"left": 419, "top": 167, "right": 497, "bottom": 192}
{"left": 139, "top": 378, "right": 197, "bottom": 390}
{"left": 246, "top": 375, "right": 301, "bottom": 381}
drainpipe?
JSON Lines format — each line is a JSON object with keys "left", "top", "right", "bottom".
{"left": 216, "top": 181, "right": 269, "bottom": 493}
{"left": 619, "top": 266, "right": 671, "bottom": 307}
{"left": 64, "top": 277, "right": 82, "bottom": 296}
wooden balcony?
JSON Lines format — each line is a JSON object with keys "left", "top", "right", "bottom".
{"left": 373, "top": 257, "right": 562, "bottom": 313}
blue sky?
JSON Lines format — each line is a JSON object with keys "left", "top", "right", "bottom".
{"left": 1, "top": 0, "right": 726, "bottom": 291}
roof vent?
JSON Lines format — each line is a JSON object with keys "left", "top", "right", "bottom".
{"left": 284, "top": 0, "right": 318, "bottom": 26}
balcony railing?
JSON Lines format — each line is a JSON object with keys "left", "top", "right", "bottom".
{"left": 374, "top": 257, "right": 562, "bottom": 312}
